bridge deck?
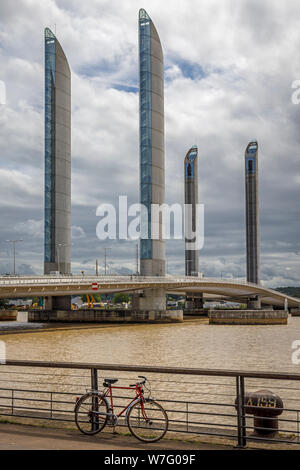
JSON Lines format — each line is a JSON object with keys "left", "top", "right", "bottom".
{"left": 0, "top": 276, "right": 299, "bottom": 308}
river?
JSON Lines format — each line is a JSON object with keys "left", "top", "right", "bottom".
{"left": 3, "top": 317, "right": 300, "bottom": 372}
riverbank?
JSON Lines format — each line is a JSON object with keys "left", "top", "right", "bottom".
{"left": 0, "top": 316, "right": 209, "bottom": 335}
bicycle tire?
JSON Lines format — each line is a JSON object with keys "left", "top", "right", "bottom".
{"left": 75, "top": 392, "right": 109, "bottom": 435}
{"left": 127, "top": 399, "right": 168, "bottom": 443}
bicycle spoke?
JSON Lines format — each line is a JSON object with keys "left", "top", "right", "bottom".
{"left": 75, "top": 393, "right": 108, "bottom": 435}
{"left": 128, "top": 400, "right": 168, "bottom": 443}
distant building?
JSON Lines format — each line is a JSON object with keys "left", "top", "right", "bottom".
{"left": 139, "top": 8, "right": 165, "bottom": 276}
{"left": 245, "top": 140, "right": 260, "bottom": 284}
{"left": 44, "top": 28, "right": 71, "bottom": 276}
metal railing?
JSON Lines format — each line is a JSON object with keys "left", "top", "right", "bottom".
{"left": 0, "top": 360, "right": 300, "bottom": 448}
{"left": 0, "top": 275, "right": 268, "bottom": 287}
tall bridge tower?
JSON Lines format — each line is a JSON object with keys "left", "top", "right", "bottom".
{"left": 245, "top": 140, "right": 260, "bottom": 286}
{"left": 44, "top": 28, "right": 71, "bottom": 310}
{"left": 139, "top": 8, "right": 165, "bottom": 277}
{"left": 184, "top": 146, "right": 203, "bottom": 312}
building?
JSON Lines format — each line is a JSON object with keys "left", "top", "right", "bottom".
{"left": 184, "top": 146, "right": 203, "bottom": 312}
{"left": 139, "top": 8, "right": 165, "bottom": 277}
{"left": 245, "top": 140, "right": 260, "bottom": 286}
{"left": 44, "top": 28, "right": 71, "bottom": 276}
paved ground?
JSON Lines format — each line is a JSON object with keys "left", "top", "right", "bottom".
{"left": 0, "top": 422, "right": 230, "bottom": 450}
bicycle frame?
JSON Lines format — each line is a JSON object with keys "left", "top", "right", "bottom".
{"left": 75, "top": 379, "right": 168, "bottom": 443}
{"left": 99, "top": 384, "right": 147, "bottom": 421}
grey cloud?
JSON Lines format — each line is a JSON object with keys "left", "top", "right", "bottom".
{"left": 0, "top": 0, "right": 299, "bottom": 286}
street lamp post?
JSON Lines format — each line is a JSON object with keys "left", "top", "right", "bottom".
{"left": 6, "top": 239, "right": 23, "bottom": 276}
{"left": 104, "top": 247, "right": 111, "bottom": 276}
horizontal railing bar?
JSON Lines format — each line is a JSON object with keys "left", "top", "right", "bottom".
{"left": 158, "top": 397, "right": 235, "bottom": 407}
{"left": 1, "top": 392, "right": 299, "bottom": 421}
{"left": 0, "top": 404, "right": 74, "bottom": 414}
{"left": 245, "top": 434, "right": 298, "bottom": 445}
{"left": 0, "top": 388, "right": 235, "bottom": 408}
{"left": 3, "top": 387, "right": 300, "bottom": 416}
{"left": 0, "top": 370, "right": 90, "bottom": 378}
{"left": 0, "top": 412, "right": 75, "bottom": 423}
{"left": 0, "top": 379, "right": 89, "bottom": 387}
{"left": 0, "top": 387, "right": 82, "bottom": 396}
{"left": 243, "top": 413, "right": 300, "bottom": 423}
{"left": 244, "top": 424, "right": 299, "bottom": 434}
{"left": 0, "top": 396, "right": 76, "bottom": 407}
{"left": 109, "top": 402, "right": 236, "bottom": 418}
{"left": 3, "top": 369, "right": 300, "bottom": 392}
{"left": 5, "top": 360, "right": 300, "bottom": 381}
{"left": 166, "top": 417, "right": 237, "bottom": 429}
{"left": 0, "top": 408, "right": 238, "bottom": 440}
{"left": 245, "top": 382, "right": 300, "bottom": 392}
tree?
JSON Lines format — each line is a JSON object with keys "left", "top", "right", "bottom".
{"left": 113, "top": 293, "right": 130, "bottom": 304}
{"left": 0, "top": 299, "right": 8, "bottom": 309}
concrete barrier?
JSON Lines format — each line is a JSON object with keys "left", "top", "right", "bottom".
{"left": 209, "top": 310, "right": 288, "bottom": 325}
{"left": 28, "top": 309, "right": 183, "bottom": 323}
{"left": 0, "top": 310, "right": 18, "bottom": 321}
{"left": 183, "top": 308, "right": 209, "bottom": 316}
{"left": 290, "top": 308, "right": 300, "bottom": 317}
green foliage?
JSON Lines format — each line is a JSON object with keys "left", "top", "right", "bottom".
{"left": 31, "top": 297, "right": 43, "bottom": 305}
{"left": 0, "top": 299, "right": 8, "bottom": 309}
{"left": 275, "top": 287, "right": 300, "bottom": 298}
{"left": 113, "top": 293, "right": 131, "bottom": 304}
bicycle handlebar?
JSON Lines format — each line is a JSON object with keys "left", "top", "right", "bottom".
{"left": 130, "top": 375, "right": 147, "bottom": 387}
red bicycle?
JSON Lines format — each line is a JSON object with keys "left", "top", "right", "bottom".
{"left": 74, "top": 375, "right": 168, "bottom": 443}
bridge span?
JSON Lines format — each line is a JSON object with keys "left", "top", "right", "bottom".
{"left": 0, "top": 275, "right": 299, "bottom": 309}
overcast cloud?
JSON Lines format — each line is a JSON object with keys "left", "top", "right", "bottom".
{"left": 0, "top": 0, "right": 299, "bottom": 287}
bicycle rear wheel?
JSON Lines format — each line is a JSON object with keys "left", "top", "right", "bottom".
{"left": 127, "top": 399, "right": 168, "bottom": 442}
{"left": 75, "top": 392, "right": 109, "bottom": 435}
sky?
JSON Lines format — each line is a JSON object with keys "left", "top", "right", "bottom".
{"left": 0, "top": 0, "right": 300, "bottom": 287}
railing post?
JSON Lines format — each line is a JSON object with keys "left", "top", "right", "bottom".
{"left": 91, "top": 368, "right": 98, "bottom": 392}
{"left": 50, "top": 392, "right": 53, "bottom": 419}
{"left": 240, "top": 376, "right": 247, "bottom": 447}
{"left": 235, "top": 376, "right": 247, "bottom": 448}
{"left": 186, "top": 402, "right": 189, "bottom": 432}
{"left": 91, "top": 368, "right": 99, "bottom": 432}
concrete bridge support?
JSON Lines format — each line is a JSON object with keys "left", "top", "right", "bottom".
{"left": 184, "top": 293, "right": 205, "bottom": 315}
{"left": 247, "top": 295, "right": 261, "bottom": 310}
{"left": 44, "top": 295, "right": 71, "bottom": 311}
{"left": 132, "top": 288, "right": 166, "bottom": 311}
{"left": 132, "top": 289, "right": 183, "bottom": 322}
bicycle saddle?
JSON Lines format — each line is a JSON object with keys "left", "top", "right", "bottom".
{"left": 103, "top": 378, "right": 118, "bottom": 385}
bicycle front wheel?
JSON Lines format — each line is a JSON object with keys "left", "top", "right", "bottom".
{"left": 75, "top": 392, "right": 109, "bottom": 435}
{"left": 127, "top": 399, "right": 168, "bottom": 443}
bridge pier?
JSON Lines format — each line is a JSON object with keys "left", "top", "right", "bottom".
{"left": 44, "top": 296, "right": 71, "bottom": 311}
{"left": 132, "top": 288, "right": 183, "bottom": 322}
{"left": 184, "top": 293, "right": 206, "bottom": 315}
{"left": 247, "top": 295, "right": 261, "bottom": 310}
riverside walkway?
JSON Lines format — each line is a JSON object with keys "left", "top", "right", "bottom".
{"left": 0, "top": 422, "right": 229, "bottom": 450}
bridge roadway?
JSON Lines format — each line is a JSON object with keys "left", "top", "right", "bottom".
{"left": 0, "top": 275, "right": 299, "bottom": 308}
